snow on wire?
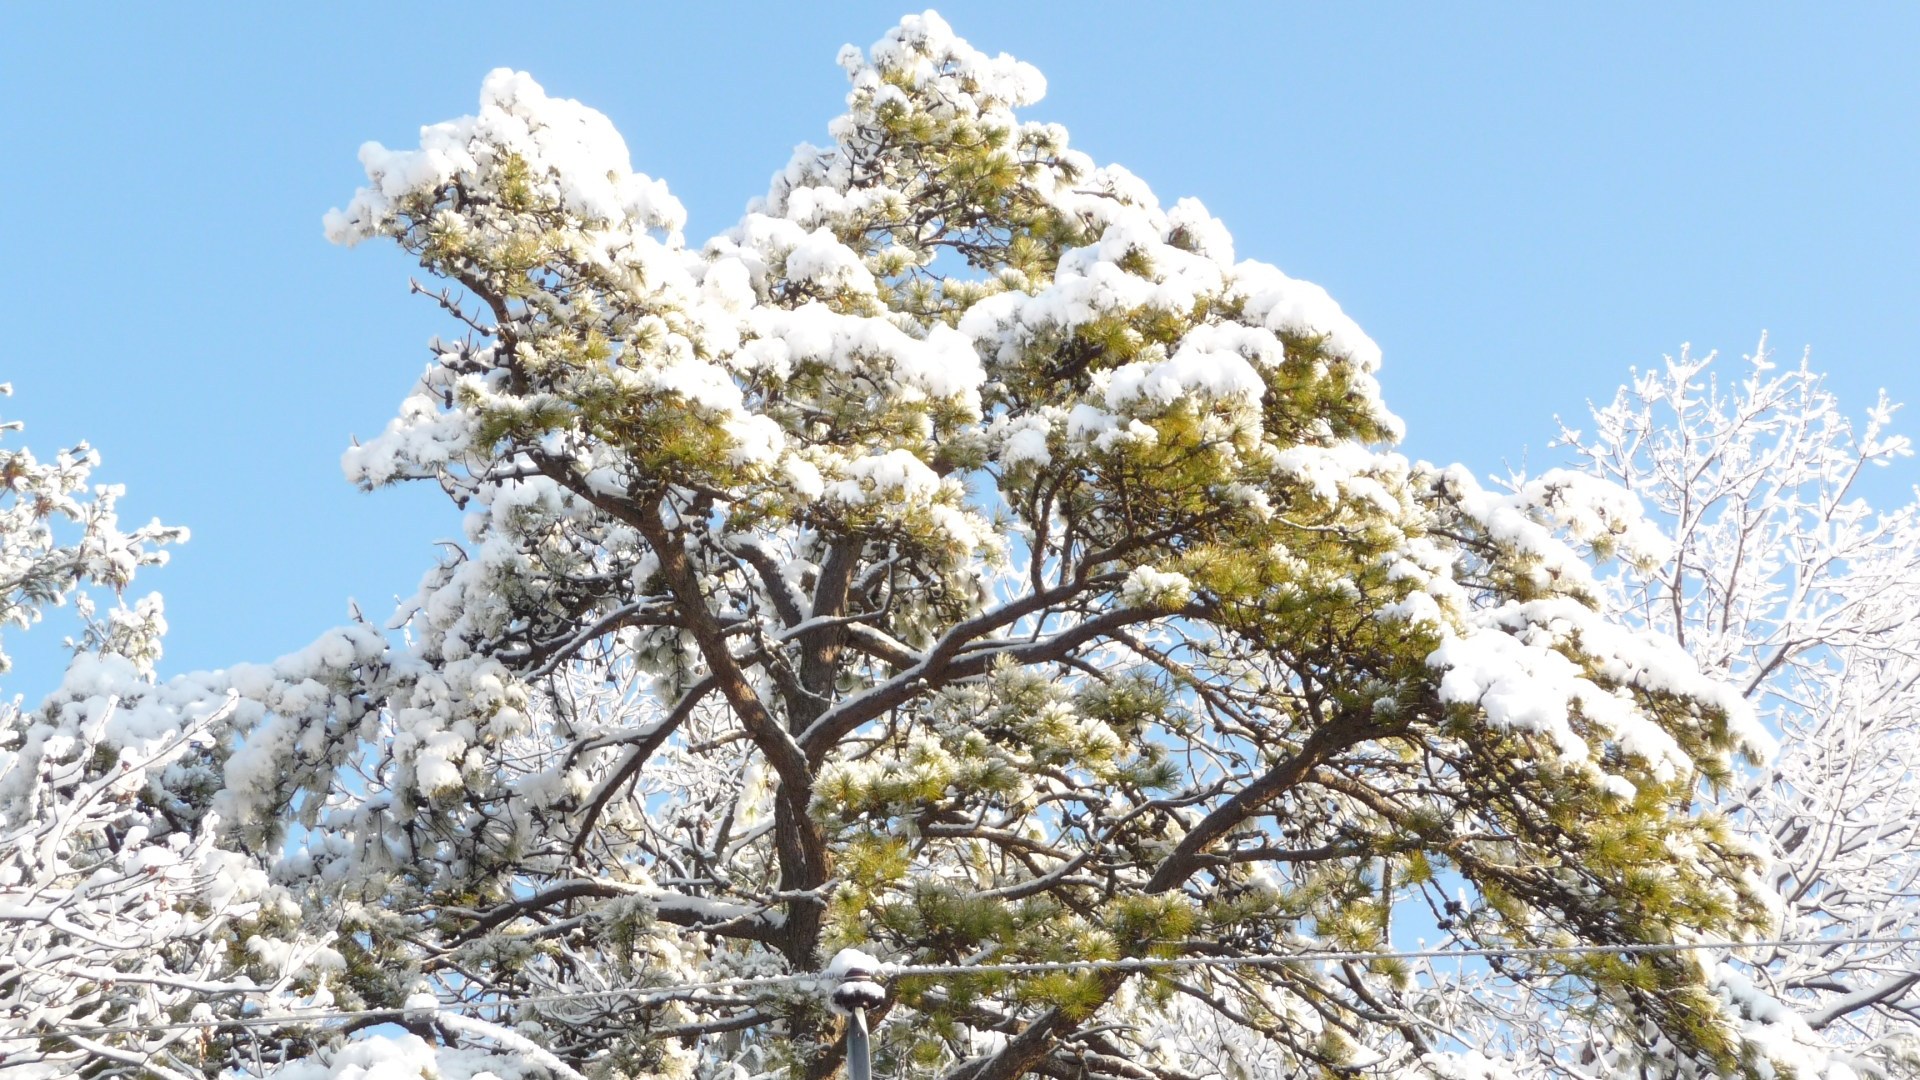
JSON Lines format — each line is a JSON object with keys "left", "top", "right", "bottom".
{"left": 10, "top": 935, "right": 1914, "bottom": 1044}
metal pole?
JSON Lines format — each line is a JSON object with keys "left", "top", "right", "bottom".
{"left": 826, "top": 948, "right": 888, "bottom": 1080}
{"left": 845, "top": 1007, "right": 872, "bottom": 1080}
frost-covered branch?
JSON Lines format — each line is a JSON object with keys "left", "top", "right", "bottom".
{"left": 1489, "top": 339, "right": 1920, "bottom": 1076}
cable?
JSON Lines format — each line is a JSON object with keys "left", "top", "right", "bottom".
{"left": 5, "top": 934, "right": 1914, "bottom": 1045}
{"left": 0, "top": 975, "right": 805, "bottom": 1044}
{"left": 878, "top": 934, "right": 1920, "bottom": 980}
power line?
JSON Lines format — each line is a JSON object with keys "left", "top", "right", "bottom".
{"left": 6, "top": 934, "right": 1913, "bottom": 1046}
{"left": 875, "top": 934, "right": 1920, "bottom": 980}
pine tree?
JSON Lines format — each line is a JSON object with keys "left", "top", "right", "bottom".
{"left": 12, "top": 14, "right": 1797, "bottom": 1080}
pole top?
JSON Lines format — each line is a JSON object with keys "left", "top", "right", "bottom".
{"left": 825, "top": 947, "right": 889, "bottom": 1016}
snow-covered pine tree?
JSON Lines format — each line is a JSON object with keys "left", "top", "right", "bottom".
{"left": 293, "top": 15, "right": 1791, "bottom": 1077}
{"left": 292, "top": 14, "right": 1794, "bottom": 1080}
{"left": 18, "top": 13, "right": 1797, "bottom": 1080}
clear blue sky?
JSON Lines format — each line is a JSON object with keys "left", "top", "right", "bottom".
{"left": 3, "top": 3, "right": 1916, "bottom": 698}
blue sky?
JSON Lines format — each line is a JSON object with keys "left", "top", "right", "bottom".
{"left": 2, "top": 3, "right": 1916, "bottom": 698}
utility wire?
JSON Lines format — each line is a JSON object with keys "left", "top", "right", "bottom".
{"left": 6, "top": 934, "right": 1914, "bottom": 1045}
